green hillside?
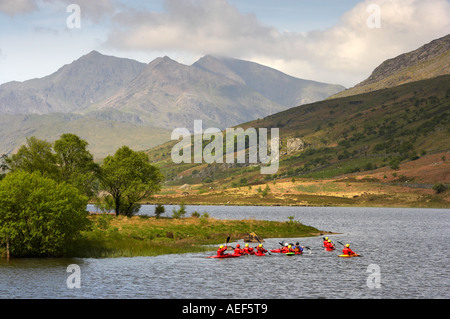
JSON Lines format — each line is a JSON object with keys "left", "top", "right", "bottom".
{"left": 145, "top": 75, "right": 449, "bottom": 207}
{"left": 0, "top": 113, "right": 171, "bottom": 159}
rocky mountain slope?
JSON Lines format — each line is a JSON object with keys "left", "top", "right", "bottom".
{"left": 84, "top": 55, "right": 345, "bottom": 130}
{"left": 330, "top": 34, "right": 450, "bottom": 99}
{"left": 0, "top": 51, "right": 146, "bottom": 115}
{"left": 0, "top": 51, "right": 344, "bottom": 157}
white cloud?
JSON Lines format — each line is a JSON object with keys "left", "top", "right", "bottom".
{"left": 0, "top": 0, "right": 37, "bottom": 15}
{"left": 0, "top": 0, "right": 116, "bottom": 21}
{"left": 1, "top": 0, "right": 449, "bottom": 87}
{"left": 104, "top": 0, "right": 450, "bottom": 87}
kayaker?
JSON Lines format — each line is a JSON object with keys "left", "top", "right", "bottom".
{"left": 217, "top": 245, "right": 227, "bottom": 256}
{"left": 234, "top": 244, "right": 244, "bottom": 255}
{"left": 293, "top": 242, "right": 303, "bottom": 254}
{"left": 280, "top": 243, "right": 290, "bottom": 253}
{"left": 257, "top": 244, "right": 268, "bottom": 254}
{"left": 326, "top": 239, "right": 335, "bottom": 250}
{"left": 323, "top": 237, "right": 329, "bottom": 247}
{"left": 342, "top": 244, "right": 356, "bottom": 256}
{"left": 243, "top": 243, "right": 254, "bottom": 254}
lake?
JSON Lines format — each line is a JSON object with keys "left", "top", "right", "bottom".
{"left": 0, "top": 205, "right": 448, "bottom": 300}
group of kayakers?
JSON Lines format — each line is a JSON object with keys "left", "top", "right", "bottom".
{"left": 272, "top": 241, "right": 304, "bottom": 254}
{"left": 323, "top": 237, "right": 357, "bottom": 256}
{"left": 216, "top": 241, "right": 304, "bottom": 257}
{"left": 214, "top": 237, "right": 357, "bottom": 257}
{"left": 218, "top": 243, "right": 268, "bottom": 256}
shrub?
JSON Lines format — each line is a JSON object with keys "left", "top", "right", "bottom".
{"left": 433, "top": 183, "right": 447, "bottom": 194}
{"left": 172, "top": 204, "right": 187, "bottom": 218}
{"left": 0, "top": 171, "right": 90, "bottom": 257}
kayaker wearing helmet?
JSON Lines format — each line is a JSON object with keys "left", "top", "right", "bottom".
{"left": 217, "top": 245, "right": 227, "bottom": 256}
{"left": 326, "top": 239, "right": 335, "bottom": 250}
{"left": 323, "top": 237, "right": 329, "bottom": 247}
{"left": 293, "top": 242, "right": 303, "bottom": 254}
{"left": 234, "top": 244, "right": 244, "bottom": 255}
{"left": 257, "top": 244, "right": 268, "bottom": 254}
{"left": 342, "top": 244, "right": 356, "bottom": 256}
{"left": 243, "top": 243, "right": 254, "bottom": 254}
{"left": 280, "top": 242, "right": 290, "bottom": 253}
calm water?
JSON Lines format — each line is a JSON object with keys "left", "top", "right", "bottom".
{"left": 0, "top": 206, "right": 449, "bottom": 299}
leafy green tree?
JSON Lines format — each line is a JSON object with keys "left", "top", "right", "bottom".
{"left": 6, "top": 137, "right": 58, "bottom": 180}
{"left": 93, "top": 194, "right": 115, "bottom": 214}
{"left": 6, "top": 135, "right": 99, "bottom": 197}
{"left": 0, "top": 171, "right": 90, "bottom": 257}
{"left": 100, "top": 146, "right": 163, "bottom": 216}
{"left": 54, "top": 133, "right": 100, "bottom": 196}
{"left": 154, "top": 204, "right": 165, "bottom": 219}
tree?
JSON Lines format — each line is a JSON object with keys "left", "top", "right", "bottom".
{"left": 154, "top": 204, "right": 165, "bottom": 219}
{"left": 6, "top": 137, "right": 58, "bottom": 180}
{"left": 100, "top": 146, "right": 163, "bottom": 216}
{"left": 6, "top": 135, "right": 99, "bottom": 197}
{"left": 389, "top": 157, "right": 401, "bottom": 170}
{"left": 54, "top": 133, "right": 100, "bottom": 196}
{"left": 0, "top": 171, "right": 90, "bottom": 257}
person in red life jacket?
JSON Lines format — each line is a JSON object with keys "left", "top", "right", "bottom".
{"left": 342, "top": 244, "right": 356, "bottom": 256}
{"left": 257, "top": 244, "right": 268, "bottom": 254}
{"left": 244, "top": 243, "right": 254, "bottom": 254}
{"left": 217, "top": 245, "right": 227, "bottom": 256}
{"left": 323, "top": 237, "right": 329, "bottom": 247}
{"left": 234, "top": 244, "right": 244, "bottom": 255}
{"left": 325, "top": 239, "right": 335, "bottom": 250}
{"left": 280, "top": 243, "right": 290, "bottom": 253}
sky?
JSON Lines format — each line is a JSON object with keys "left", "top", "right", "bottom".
{"left": 0, "top": 0, "right": 449, "bottom": 88}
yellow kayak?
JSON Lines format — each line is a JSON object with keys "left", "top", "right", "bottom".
{"left": 338, "top": 254, "right": 361, "bottom": 258}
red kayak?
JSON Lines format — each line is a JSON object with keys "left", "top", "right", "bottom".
{"left": 208, "top": 253, "right": 240, "bottom": 258}
{"left": 254, "top": 251, "right": 267, "bottom": 256}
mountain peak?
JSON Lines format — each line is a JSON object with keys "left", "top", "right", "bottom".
{"left": 78, "top": 50, "right": 104, "bottom": 61}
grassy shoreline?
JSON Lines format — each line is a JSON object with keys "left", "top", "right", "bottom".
{"left": 64, "top": 215, "right": 328, "bottom": 258}
{"left": 144, "top": 188, "right": 449, "bottom": 209}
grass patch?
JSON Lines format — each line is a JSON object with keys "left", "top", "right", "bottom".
{"left": 65, "top": 215, "right": 324, "bottom": 258}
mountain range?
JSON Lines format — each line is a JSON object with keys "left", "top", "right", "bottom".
{"left": 144, "top": 34, "right": 449, "bottom": 190}
{"left": 0, "top": 52, "right": 345, "bottom": 157}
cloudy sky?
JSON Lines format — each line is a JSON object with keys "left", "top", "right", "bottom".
{"left": 0, "top": 0, "right": 449, "bottom": 87}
